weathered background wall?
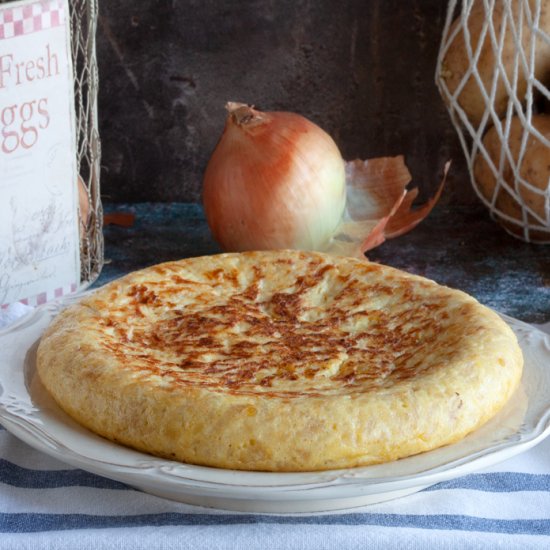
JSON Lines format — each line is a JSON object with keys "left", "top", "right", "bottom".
{"left": 96, "top": 0, "right": 472, "bottom": 206}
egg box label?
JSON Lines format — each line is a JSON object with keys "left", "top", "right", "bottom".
{"left": 0, "top": 0, "right": 80, "bottom": 308}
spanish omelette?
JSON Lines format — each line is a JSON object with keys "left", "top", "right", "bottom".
{"left": 36, "top": 250, "right": 523, "bottom": 471}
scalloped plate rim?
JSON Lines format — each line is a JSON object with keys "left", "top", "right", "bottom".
{"left": 0, "top": 295, "right": 549, "bottom": 511}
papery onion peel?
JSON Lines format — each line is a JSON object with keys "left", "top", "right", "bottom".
{"left": 327, "top": 157, "right": 449, "bottom": 256}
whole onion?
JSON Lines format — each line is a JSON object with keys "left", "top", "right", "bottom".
{"left": 202, "top": 102, "right": 346, "bottom": 252}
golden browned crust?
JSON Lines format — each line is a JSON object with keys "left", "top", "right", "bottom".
{"left": 36, "top": 250, "right": 523, "bottom": 471}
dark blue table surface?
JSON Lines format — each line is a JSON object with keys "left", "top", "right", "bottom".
{"left": 98, "top": 202, "right": 550, "bottom": 325}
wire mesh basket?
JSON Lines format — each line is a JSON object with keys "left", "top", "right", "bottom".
{"left": 71, "top": 0, "right": 103, "bottom": 286}
{"left": 436, "top": 0, "right": 550, "bottom": 242}
{"left": 0, "top": 0, "right": 103, "bottom": 286}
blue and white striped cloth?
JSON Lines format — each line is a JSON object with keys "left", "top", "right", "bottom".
{"left": 0, "top": 313, "right": 549, "bottom": 549}
{"left": 1, "top": 424, "right": 549, "bottom": 549}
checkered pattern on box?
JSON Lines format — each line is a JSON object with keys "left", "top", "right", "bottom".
{"left": 0, "top": 0, "right": 65, "bottom": 40}
{"left": 1, "top": 282, "right": 77, "bottom": 309}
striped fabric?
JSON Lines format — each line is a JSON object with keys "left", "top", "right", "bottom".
{"left": 0, "top": 322, "right": 549, "bottom": 548}
{"left": 1, "top": 422, "right": 549, "bottom": 548}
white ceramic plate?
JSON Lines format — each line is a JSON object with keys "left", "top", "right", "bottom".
{"left": 1, "top": 295, "right": 550, "bottom": 513}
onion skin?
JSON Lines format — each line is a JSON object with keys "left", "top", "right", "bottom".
{"left": 203, "top": 104, "right": 346, "bottom": 252}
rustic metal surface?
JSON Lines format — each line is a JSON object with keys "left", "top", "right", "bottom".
{"left": 97, "top": 203, "right": 550, "bottom": 324}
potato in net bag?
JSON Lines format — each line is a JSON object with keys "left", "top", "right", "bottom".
{"left": 436, "top": 0, "right": 550, "bottom": 242}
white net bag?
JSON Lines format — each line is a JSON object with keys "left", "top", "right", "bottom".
{"left": 436, "top": 0, "right": 550, "bottom": 242}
